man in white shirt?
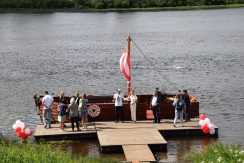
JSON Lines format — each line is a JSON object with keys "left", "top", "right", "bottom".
{"left": 113, "top": 89, "right": 124, "bottom": 123}
{"left": 150, "top": 90, "right": 161, "bottom": 123}
{"left": 42, "top": 91, "right": 54, "bottom": 128}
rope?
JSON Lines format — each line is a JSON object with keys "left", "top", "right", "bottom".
{"left": 131, "top": 38, "right": 182, "bottom": 91}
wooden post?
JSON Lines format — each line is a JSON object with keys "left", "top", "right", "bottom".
{"left": 127, "top": 36, "right": 131, "bottom": 96}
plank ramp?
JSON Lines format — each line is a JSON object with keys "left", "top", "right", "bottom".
{"left": 122, "top": 145, "right": 156, "bottom": 162}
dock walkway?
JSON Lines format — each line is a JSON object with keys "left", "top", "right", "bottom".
{"left": 34, "top": 119, "right": 218, "bottom": 162}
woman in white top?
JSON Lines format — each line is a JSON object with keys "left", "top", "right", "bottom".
{"left": 127, "top": 90, "right": 138, "bottom": 123}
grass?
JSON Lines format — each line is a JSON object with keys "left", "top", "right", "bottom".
{"left": 0, "top": 4, "right": 244, "bottom": 13}
{"left": 0, "top": 140, "right": 118, "bottom": 163}
{"left": 184, "top": 141, "right": 244, "bottom": 163}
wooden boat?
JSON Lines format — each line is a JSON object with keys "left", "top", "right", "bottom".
{"left": 34, "top": 36, "right": 199, "bottom": 123}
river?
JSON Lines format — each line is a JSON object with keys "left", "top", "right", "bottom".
{"left": 0, "top": 8, "right": 244, "bottom": 162}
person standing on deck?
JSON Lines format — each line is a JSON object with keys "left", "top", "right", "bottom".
{"left": 42, "top": 91, "right": 54, "bottom": 128}
{"left": 172, "top": 94, "right": 184, "bottom": 127}
{"left": 150, "top": 90, "right": 161, "bottom": 123}
{"left": 126, "top": 90, "right": 138, "bottom": 123}
{"left": 113, "top": 89, "right": 124, "bottom": 123}
{"left": 57, "top": 91, "right": 67, "bottom": 131}
{"left": 183, "top": 90, "right": 191, "bottom": 122}
{"left": 68, "top": 95, "right": 80, "bottom": 132}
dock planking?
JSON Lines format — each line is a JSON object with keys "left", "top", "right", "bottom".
{"left": 34, "top": 119, "right": 218, "bottom": 161}
{"left": 97, "top": 128, "right": 167, "bottom": 152}
{"left": 122, "top": 145, "right": 156, "bottom": 162}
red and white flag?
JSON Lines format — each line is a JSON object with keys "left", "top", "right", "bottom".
{"left": 120, "top": 51, "right": 130, "bottom": 81}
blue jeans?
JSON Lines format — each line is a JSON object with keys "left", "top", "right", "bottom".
{"left": 43, "top": 107, "right": 52, "bottom": 127}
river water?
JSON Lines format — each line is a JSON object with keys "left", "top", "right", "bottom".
{"left": 0, "top": 8, "right": 244, "bottom": 162}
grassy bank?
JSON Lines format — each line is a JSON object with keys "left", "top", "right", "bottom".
{"left": 0, "top": 4, "right": 244, "bottom": 13}
{"left": 0, "top": 140, "right": 118, "bottom": 163}
{"left": 185, "top": 141, "right": 244, "bottom": 163}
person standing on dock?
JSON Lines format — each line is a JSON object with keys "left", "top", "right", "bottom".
{"left": 183, "top": 90, "right": 191, "bottom": 122}
{"left": 42, "top": 91, "right": 54, "bottom": 128}
{"left": 79, "top": 93, "right": 89, "bottom": 129}
{"left": 113, "top": 89, "right": 124, "bottom": 123}
{"left": 126, "top": 90, "right": 138, "bottom": 123}
{"left": 58, "top": 91, "right": 67, "bottom": 131}
{"left": 172, "top": 94, "right": 184, "bottom": 127}
{"left": 150, "top": 90, "right": 161, "bottom": 123}
{"left": 68, "top": 96, "right": 81, "bottom": 132}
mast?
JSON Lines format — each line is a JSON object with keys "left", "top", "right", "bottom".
{"left": 127, "top": 35, "right": 131, "bottom": 96}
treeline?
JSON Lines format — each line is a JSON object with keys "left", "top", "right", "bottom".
{"left": 0, "top": 0, "right": 244, "bottom": 9}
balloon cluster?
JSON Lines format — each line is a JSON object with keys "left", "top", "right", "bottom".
{"left": 199, "top": 114, "right": 215, "bottom": 135}
{"left": 12, "top": 120, "right": 33, "bottom": 141}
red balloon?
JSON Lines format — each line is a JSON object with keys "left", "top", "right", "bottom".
{"left": 17, "top": 132, "right": 23, "bottom": 138}
{"left": 29, "top": 130, "right": 33, "bottom": 136}
{"left": 199, "top": 114, "right": 206, "bottom": 120}
{"left": 201, "top": 124, "right": 210, "bottom": 133}
{"left": 22, "top": 133, "right": 29, "bottom": 139}
{"left": 16, "top": 127, "right": 21, "bottom": 133}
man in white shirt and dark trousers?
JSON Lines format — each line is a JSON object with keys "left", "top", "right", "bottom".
{"left": 42, "top": 91, "right": 54, "bottom": 128}
{"left": 113, "top": 89, "right": 124, "bottom": 123}
{"left": 150, "top": 90, "right": 161, "bottom": 123}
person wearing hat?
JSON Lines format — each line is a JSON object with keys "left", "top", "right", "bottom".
{"left": 182, "top": 90, "right": 191, "bottom": 122}
{"left": 113, "top": 89, "right": 124, "bottom": 123}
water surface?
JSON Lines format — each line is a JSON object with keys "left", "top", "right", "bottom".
{"left": 0, "top": 8, "right": 244, "bottom": 162}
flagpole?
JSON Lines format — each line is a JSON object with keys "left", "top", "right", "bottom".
{"left": 127, "top": 35, "right": 131, "bottom": 96}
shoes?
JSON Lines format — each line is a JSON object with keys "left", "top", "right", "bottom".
{"left": 122, "top": 121, "right": 124, "bottom": 123}
{"left": 115, "top": 121, "right": 118, "bottom": 123}
{"left": 77, "top": 128, "right": 81, "bottom": 131}
{"left": 44, "top": 125, "right": 47, "bottom": 128}
{"left": 173, "top": 124, "right": 176, "bottom": 127}
{"left": 157, "top": 121, "right": 160, "bottom": 123}
{"left": 180, "top": 124, "right": 184, "bottom": 127}
{"left": 48, "top": 126, "right": 51, "bottom": 128}
{"left": 153, "top": 121, "right": 157, "bottom": 123}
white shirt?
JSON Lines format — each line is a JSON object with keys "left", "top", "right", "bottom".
{"left": 113, "top": 93, "right": 124, "bottom": 106}
{"left": 151, "top": 96, "right": 158, "bottom": 107}
{"left": 42, "top": 95, "right": 54, "bottom": 108}
{"left": 130, "top": 95, "right": 138, "bottom": 105}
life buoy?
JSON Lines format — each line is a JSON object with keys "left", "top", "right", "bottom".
{"left": 88, "top": 104, "right": 101, "bottom": 117}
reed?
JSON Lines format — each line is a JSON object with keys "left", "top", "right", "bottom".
{"left": 184, "top": 141, "right": 244, "bottom": 163}
{"left": 0, "top": 140, "right": 118, "bottom": 163}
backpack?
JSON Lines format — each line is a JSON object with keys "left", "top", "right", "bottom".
{"left": 176, "top": 100, "right": 183, "bottom": 112}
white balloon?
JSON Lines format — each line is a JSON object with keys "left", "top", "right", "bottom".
{"left": 208, "top": 123, "right": 214, "bottom": 130}
{"left": 204, "top": 118, "right": 211, "bottom": 125}
{"left": 20, "top": 122, "right": 25, "bottom": 129}
{"left": 199, "top": 120, "right": 206, "bottom": 126}
{"left": 12, "top": 124, "right": 17, "bottom": 129}
{"left": 25, "top": 128, "right": 30, "bottom": 135}
{"left": 15, "top": 120, "right": 21, "bottom": 125}
{"left": 210, "top": 128, "right": 215, "bottom": 135}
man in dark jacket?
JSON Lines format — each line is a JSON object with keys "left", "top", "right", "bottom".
{"left": 183, "top": 90, "right": 191, "bottom": 122}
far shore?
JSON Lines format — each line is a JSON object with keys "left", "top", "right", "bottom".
{"left": 0, "top": 4, "right": 244, "bottom": 13}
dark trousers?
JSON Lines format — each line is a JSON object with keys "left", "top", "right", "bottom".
{"left": 115, "top": 106, "right": 124, "bottom": 122}
{"left": 70, "top": 116, "right": 79, "bottom": 131}
{"left": 152, "top": 106, "right": 160, "bottom": 123}
{"left": 184, "top": 105, "right": 190, "bottom": 121}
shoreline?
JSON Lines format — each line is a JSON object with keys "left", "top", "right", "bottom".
{"left": 0, "top": 4, "right": 244, "bottom": 13}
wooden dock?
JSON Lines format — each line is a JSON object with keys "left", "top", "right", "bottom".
{"left": 34, "top": 119, "right": 218, "bottom": 162}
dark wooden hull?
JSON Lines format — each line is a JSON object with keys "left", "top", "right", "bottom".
{"left": 36, "top": 94, "right": 199, "bottom": 123}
